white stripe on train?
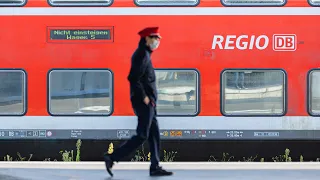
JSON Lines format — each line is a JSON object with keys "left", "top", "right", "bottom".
{"left": 2, "top": 162, "right": 320, "bottom": 170}
{"left": 0, "top": 116, "right": 319, "bottom": 130}
{"left": 0, "top": 7, "right": 320, "bottom": 16}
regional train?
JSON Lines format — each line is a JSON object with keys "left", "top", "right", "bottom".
{"left": 0, "top": 0, "right": 319, "bottom": 140}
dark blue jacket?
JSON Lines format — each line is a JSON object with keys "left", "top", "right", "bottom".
{"left": 128, "top": 38, "right": 157, "bottom": 104}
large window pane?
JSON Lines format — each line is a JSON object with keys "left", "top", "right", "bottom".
{"left": 221, "top": 69, "right": 286, "bottom": 116}
{"left": 309, "top": 70, "right": 320, "bottom": 115}
{"left": 48, "top": 0, "right": 113, "bottom": 6}
{"left": 0, "top": 0, "right": 26, "bottom": 6}
{"left": 156, "top": 69, "right": 199, "bottom": 116}
{"left": 48, "top": 69, "right": 112, "bottom": 115}
{"left": 0, "top": 70, "right": 26, "bottom": 115}
{"left": 222, "top": 0, "right": 286, "bottom": 6}
{"left": 135, "top": 0, "right": 199, "bottom": 6}
{"left": 308, "top": 0, "right": 320, "bottom": 6}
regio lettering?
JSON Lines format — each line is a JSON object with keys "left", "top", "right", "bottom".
{"left": 212, "top": 35, "right": 269, "bottom": 50}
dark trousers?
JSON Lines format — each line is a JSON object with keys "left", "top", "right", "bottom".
{"left": 110, "top": 99, "right": 160, "bottom": 168}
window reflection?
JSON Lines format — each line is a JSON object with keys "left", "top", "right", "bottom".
{"left": 222, "top": 0, "right": 285, "bottom": 6}
{"left": 222, "top": 70, "right": 285, "bottom": 115}
{"left": 48, "top": 0, "right": 113, "bottom": 6}
{"left": 0, "top": 70, "right": 26, "bottom": 115}
{"left": 156, "top": 70, "right": 198, "bottom": 115}
{"left": 0, "top": 0, "right": 26, "bottom": 6}
{"left": 308, "top": 0, "right": 320, "bottom": 6}
{"left": 48, "top": 70, "right": 112, "bottom": 115}
{"left": 309, "top": 70, "right": 320, "bottom": 115}
{"left": 135, "top": 0, "right": 199, "bottom": 6}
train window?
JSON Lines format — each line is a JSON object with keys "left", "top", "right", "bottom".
{"left": 155, "top": 69, "right": 199, "bottom": 116}
{"left": 0, "top": 0, "right": 27, "bottom": 6}
{"left": 308, "top": 0, "right": 320, "bottom": 6}
{"left": 308, "top": 70, "right": 320, "bottom": 115}
{"left": 221, "top": 69, "right": 286, "bottom": 116}
{"left": 221, "top": 0, "right": 286, "bottom": 6}
{"left": 135, "top": 0, "right": 199, "bottom": 6}
{"left": 48, "top": 0, "right": 113, "bottom": 6}
{"left": 0, "top": 70, "right": 26, "bottom": 116}
{"left": 48, "top": 69, "right": 113, "bottom": 116}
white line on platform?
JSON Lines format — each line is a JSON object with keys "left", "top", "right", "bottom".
{"left": 1, "top": 162, "right": 320, "bottom": 170}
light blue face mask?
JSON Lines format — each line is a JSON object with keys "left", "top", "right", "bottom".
{"left": 149, "top": 40, "right": 160, "bottom": 50}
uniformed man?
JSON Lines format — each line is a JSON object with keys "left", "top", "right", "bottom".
{"left": 103, "top": 27, "right": 173, "bottom": 177}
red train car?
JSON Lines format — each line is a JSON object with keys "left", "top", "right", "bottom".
{"left": 0, "top": 0, "right": 319, "bottom": 140}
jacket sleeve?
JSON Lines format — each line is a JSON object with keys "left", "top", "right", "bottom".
{"left": 128, "top": 53, "right": 148, "bottom": 100}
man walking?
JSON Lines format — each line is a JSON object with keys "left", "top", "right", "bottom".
{"left": 103, "top": 27, "right": 173, "bottom": 177}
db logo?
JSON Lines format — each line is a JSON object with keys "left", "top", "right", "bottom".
{"left": 273, "top": 34, "right": 296, "bottom": 51}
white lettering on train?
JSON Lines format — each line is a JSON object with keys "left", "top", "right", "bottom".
{"left": 212, "top": 35, "right": 269, "bottom": 50}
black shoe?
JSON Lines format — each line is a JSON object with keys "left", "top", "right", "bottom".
{"left": 150, "top": 166, "right": 173, "bottom": 176}
{"left": 103, "top": 154, "right": 114, "bottom": 177}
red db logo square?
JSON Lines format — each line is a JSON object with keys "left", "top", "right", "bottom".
{"left": 273, "top": 34, "right": 297, "bottom": 51}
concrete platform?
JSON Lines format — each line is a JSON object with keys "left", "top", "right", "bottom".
{"left": 0, "top": 162, "right": 320, "bottom": 180}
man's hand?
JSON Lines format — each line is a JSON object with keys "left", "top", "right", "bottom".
{"left": 144, "top": 96, "right": 150, "bottom": 105}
